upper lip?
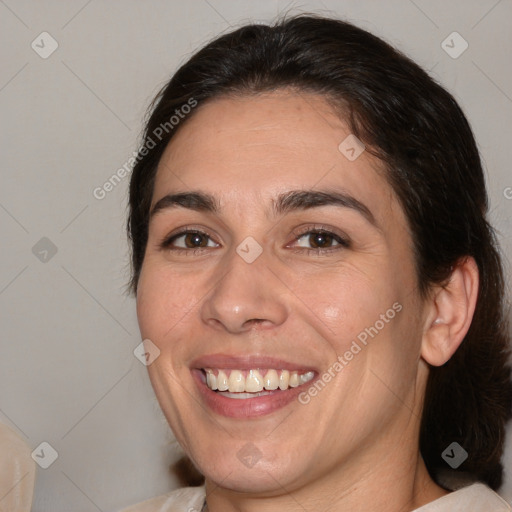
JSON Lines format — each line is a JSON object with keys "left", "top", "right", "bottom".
{"left": 190, "top": 353, "right": 318, "bottom": 373}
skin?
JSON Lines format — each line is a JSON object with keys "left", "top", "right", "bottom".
{"left": 136, "top": 91, "right": 479, "bottom": 511}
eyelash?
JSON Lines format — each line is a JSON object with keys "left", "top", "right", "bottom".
{"left": 290, "top": 226, "right": 351, "bottom": 255}
{"left": 159, "top": 224, "right": 350, "bottom": 256}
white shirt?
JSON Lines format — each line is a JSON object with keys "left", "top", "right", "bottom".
{"left": 119, "top": 483, "right": 512, "bottom": 511}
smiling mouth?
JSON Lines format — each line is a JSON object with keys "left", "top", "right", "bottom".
{"left": 202, "top": 368, "right": 315, "bottom": 397}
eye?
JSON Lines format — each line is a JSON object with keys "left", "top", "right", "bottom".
{"left": 290, "top": 227, "right": 350, "bottom": 254}
{"left": 159, "top": 225, "right": 349, "bottom": 256}
{"left": 160, "top": 229, "right": 219, "bottom": 252}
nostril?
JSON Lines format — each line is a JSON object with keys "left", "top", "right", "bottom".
{"left": 244, "top": 318, "right": 266, "bottom": 327}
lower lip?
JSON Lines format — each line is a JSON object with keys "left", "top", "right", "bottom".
{"left": 192, "top": 370, "right": 309, "bottom": 418}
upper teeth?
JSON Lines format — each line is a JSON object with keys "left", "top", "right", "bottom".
{"left": 204, "top": 369, "right": 315, "bottom": 393}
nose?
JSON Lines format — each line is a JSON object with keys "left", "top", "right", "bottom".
{"left": 199, "top": 247, "right": 289, "bottom": 334}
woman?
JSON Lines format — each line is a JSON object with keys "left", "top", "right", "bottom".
{"left": 123, "top": 15, "right": 512, "bottom": 511}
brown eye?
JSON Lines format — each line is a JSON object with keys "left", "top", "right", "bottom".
{"left": 161, "top": 230, "right": 219, "bottom": 251}
{"left": 182, "top": 232, "right": 209, "bottom": 248}
{"left": 308, "top": 232, "right": 335, "bottom": 249}
{"left": 293, "top": 230, "right": 349, "bottom": 251}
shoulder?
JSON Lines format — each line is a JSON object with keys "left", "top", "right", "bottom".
{"left": 413, "top": 483, "right": 511, "bottom": 511}
{"left": 119, "top": 486, "right": 205, "bottom": 512}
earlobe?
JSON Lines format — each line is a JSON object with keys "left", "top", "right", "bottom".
{"left": 421, "top": 257, "right": 479, "bottom": 367}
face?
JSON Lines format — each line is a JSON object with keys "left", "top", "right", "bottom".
{"left": 136, "top": 91, "right": 429, "bottom": 494}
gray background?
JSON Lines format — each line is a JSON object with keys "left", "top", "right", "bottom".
{"left": 0, "top": 0, "right": 511, "bottom": 510}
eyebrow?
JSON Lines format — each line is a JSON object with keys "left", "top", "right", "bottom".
{"left": 150, "top": 189, "right": 378, "bottom": 227}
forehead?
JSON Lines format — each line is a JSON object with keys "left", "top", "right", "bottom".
{"left": 152, "top": 91, "right": 403, "bottom": 229}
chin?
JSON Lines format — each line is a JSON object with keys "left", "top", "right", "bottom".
{"left": 193, "top": 439, "right": 309, "bottom": 494}
{"left": 204, "top": 463, "right": 296, "bottom": 495}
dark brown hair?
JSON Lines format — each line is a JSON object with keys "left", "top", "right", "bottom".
{"left": 127, "top": 15, "right": 512, "bottom": 489}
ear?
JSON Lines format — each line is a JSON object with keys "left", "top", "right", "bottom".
{"left": 421, "top": 257, "right": 479, "bottom": 367}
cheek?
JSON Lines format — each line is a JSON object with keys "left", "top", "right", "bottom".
{"left": 308, "top": 270, "right": 416, "bottom": 390}
{"left": 136, "top": 263, "right": 198, "bottom": 342}
{"left": 306, "top": 267, "right": 400, "bottom": 344}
